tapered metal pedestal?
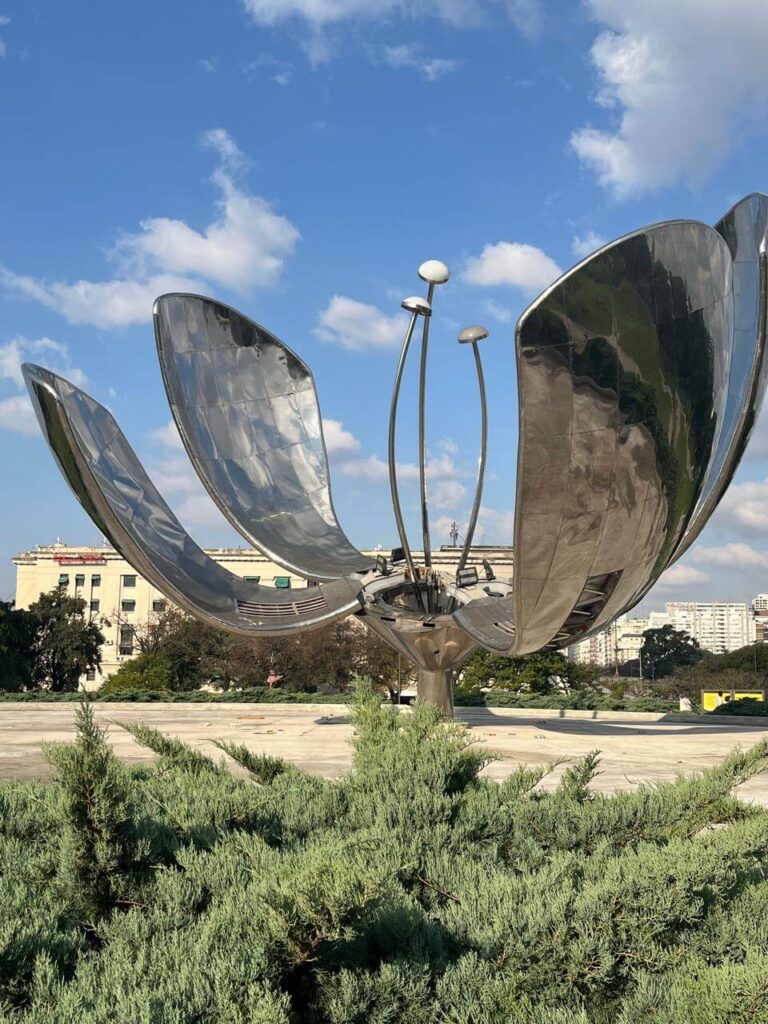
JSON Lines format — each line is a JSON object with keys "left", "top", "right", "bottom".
{"left": 417, "top": 668, "right": 453, "bottom": 717}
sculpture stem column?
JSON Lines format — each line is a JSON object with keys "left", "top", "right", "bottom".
{"left": 417, "top": 668, "right": 453, "bottom": 717}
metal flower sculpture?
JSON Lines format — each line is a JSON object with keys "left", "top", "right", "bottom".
{"left": 24, "top": 193, "right": 768, "bottom": 714}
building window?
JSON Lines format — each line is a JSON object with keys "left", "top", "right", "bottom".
{"left": 119, "top": 626, "right": 134, "bottom": 656}
{"left": 121, "top": 599, "right": 136, "bottom": 613}
{"left": 91, "top": 574, "right": 101, "bottom": 587}
{"left": 152, "top": 599, "right": 166, "bottom": 613}
{"left": 90, "top": 599, "right": 100, "bottom": 613}
{"left": 58, "top": 573, "right": 69, "bottom": 586}
{"left": 75, "top": 574, "right": 85, "bottom": 587}
{"left": 85, "top": 669, "right": 96, "bottom": 682}
{"left": 122, "top": 575, "right": 136, "bottom": 588}
{"left": 243, "top": 575, "right": 261, "bottom": 583}
{"left": 274, "top": 577, "right": 291, "bottom": 589}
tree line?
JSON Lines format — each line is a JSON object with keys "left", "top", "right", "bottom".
{"left": 5, "top": 586, "right": 764, "bottom": 703}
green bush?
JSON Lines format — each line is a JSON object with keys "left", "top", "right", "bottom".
{"left": 97, "top": 653, "right": 174, "bottom": 696}
{"left": 709, "top": 697, "right": 768, "bottom": 717}
{"left": 3, "top": 681, "right": 768, "bottom": 1021}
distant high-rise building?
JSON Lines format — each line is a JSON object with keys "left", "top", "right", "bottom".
{"left": 664, "top": 602, "right": 751, "bottom": 655}
{"left": 569, "top": 601, "right": 752, "bottom": 666}
{"left": 752, "top": 594, "right": 768, "bottom": 643}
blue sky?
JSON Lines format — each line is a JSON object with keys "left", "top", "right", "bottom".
{"left": 2, "top": 0, "right": 768, "bottom": 610}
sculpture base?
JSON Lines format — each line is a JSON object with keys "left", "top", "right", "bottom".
{"left": 417, "top": 668, "right": 453, "bottom": 717}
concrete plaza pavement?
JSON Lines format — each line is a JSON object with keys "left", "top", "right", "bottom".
{"left": 2, "top": 702, "right": 768, "bottom": 804}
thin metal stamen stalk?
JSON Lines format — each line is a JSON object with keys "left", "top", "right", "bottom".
{"left": 418, "top": 282, "right": 434, "bottom": 588}
{"left": 388, "top": 310, "right": 424, "bottom": 609}
{"left": 457, "top": 340, "right": 488, "bottom": 575}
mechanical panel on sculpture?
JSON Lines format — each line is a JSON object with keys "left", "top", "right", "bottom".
{"left": 22, "top": 193, "right": 768, "bottom": 715}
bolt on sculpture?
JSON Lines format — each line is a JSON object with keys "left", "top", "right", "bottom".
{"left": 23, "top": 193, "right": 768, "bottom": 715}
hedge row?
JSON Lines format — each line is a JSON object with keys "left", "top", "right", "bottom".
{"left": 0, "top": 688, "right": 680, "bottom": 713}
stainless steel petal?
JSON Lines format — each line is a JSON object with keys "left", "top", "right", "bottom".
{"left": 153, "top": 293, "right": 373, "bottom": 581}
{"left": 460, "top": 220, "right": 734, "bottom": 656}
{"left": 23, "top": 364, "right": 363, "bottom": 636}
{"left": 670, "top": 192, "right": 768, "bottom": 561}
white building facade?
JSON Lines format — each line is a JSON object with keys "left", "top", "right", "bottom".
{"left": 13, "top": 542, "right": 515, "bottom": 687}
{"left": 569, "top": 602, "right": 753, "bottom": 666}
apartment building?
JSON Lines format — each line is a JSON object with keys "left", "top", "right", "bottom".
{"left": 569, "top": 614, "right": 650, "bottom": 667}
{"left": 664, "top": 602, "right": 752, "bottom": 655}
{"left": 753, "top": 594, "right": 768, "bottom": 643}
{"left": 13, "top": 542, "right": 514, "bottom": 686}
{"left": 569, "top": 602, "right": 753, "bottom": 666}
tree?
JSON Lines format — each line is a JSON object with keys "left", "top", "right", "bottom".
{"left": 458, "top": 648, "right": 601, "bottom": 694}
{"left": 350, "top": 625, "right": 406, "bottom": 699}
{"left": 28, "top": 587, "right": 104, "bottom": 692}
{"left": 98, "top": 652, "right": 174, "bottom": 696}
{"left": 640, "top": 625, "right": 704, "bottom": 680}
{"left": 0, "top": 601, "right": 37, "bottom": 691}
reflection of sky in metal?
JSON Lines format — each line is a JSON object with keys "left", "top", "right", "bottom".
{"left": 23, "top": 364, "right": 363, "bottom": 635}
{"left": 154, "top": 294, "right": 373, "bottom": 582}
{"left": 460, "top": 206, "right": 767, "bottom": 656}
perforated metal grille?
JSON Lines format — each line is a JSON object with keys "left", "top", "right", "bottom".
{"left": 237, "top": 593, "right": 328, "bottom": 620}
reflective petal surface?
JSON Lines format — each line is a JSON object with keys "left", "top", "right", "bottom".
{"left": 460, "top": 220, "right": 735, "bottom": 655}
{"left": 154, "top": 294, "right": 373, "bottom": 581}
{"left": 23, "top": 364, "right": 363, "bottom": 635}
{"left": 670, "top": 192, "right": 768, "bottom": 560}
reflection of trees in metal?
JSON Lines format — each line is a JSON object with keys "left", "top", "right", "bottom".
{"left": 22, "top": 194, "right": 768, "bottom": 714}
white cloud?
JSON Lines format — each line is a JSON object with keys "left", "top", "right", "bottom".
{"left": 719, "top": 477, "right": 768, "bottom": 535}
{"left": 0, "top": 336, "right": 87, "bottom": 436}
{"left": 201, "top": 127, "right": 248, "bottom": 173}
{"left": 338, "top": 452, "right": 458, "bottom": 482}
{"left": 433, "top": 505, "right": 515, "bottom": 543}
{"left": 694, "top": 543, "right": 768, "bottom": 570}
{"left": 743, "top": 404, "right": 768, "bottom": 462}
{"left": 382, "top": 43, "right": 459, "bottom": 81}
{"left": 571, "top": 0, "right": 768, "bottom": 198}
{"left": 655, "top": 564, "right": 710, "bottom": 589}
{"left": 322, "top": 418, "right": 361, "bottom": 456}
{"left": 477, "top": 505, "right": 515, "bottom": 541}
{"left": 482, "top": 299, "right": 514, "bottom": 323}
{"left": 431, "top": 479, "right": 467, "bottom": 510}
{"left": 2, "top": 131, "right": 300, "bottom": 327}
{"left": 174, "top": 493, "right": 232, "bottom": 529}
{"left": 0, "top": 395, "right": 36, "bottom": 435}
{"left": 571, "top": 231, "right": 606, "bottom": 260}
{"left": 315, "top": 295, "right": 403, "bottom": 351}
{"left": 241, "top": 0, "right": 541, "bottom": 34}
{"left": 148, "top": 420, "right": 184, "bottom": 451}
{"left": 338, "top": 454, "right": 393, "bottom": 482}
{"left": 1, "top": 271, "right": 202, "bottom": 330}
{"left": 143, "top": 456, "right": 203, "bottom": 496}
{"left": 463, "top": 242, "right": 561, "bottom": 292}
